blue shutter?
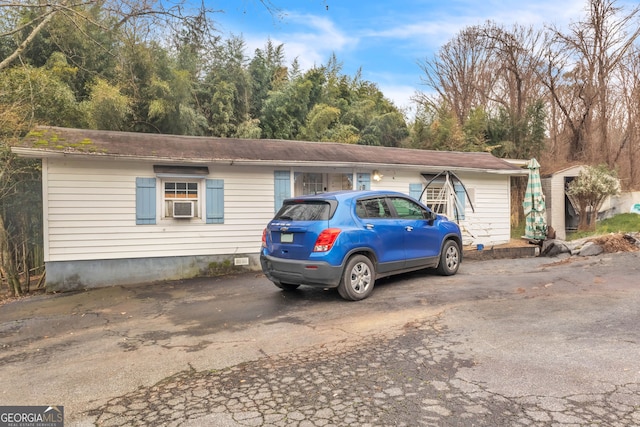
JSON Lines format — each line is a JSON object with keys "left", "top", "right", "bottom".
{"left": 454, "top": 182, "right": 466, "bottom": 220}
{"left": 357, "top": 173, "right": 371, "bottom": 190}
{"left": 274, "top": 171, "right": 291, "bottom": 212}
{"left": 206, "top": 179, "right": 224, "bottom": 224}
{"left": 136, "top": 177, "right": 156, "bottom": 225}
{"left": 409, "top": 183, "right": 422, "bottom": 201}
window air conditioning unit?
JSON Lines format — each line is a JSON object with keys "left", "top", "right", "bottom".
{"left": 173, "top": 201, "right": 194, "bottom": 218}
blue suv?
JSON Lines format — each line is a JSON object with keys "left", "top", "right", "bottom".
{"left": 261, "top": 190, "right": 463, "bottom": 300}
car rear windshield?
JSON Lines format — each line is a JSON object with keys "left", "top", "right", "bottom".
{"left": 275, "top": 201, "right": 332, "bottom": 221}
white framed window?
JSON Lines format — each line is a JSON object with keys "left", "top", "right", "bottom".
{"left": 424, "top": 184, "right": 447, "bottom": 214}
{"left": 302, "top": 173, "right": 324, "bottom": 194}
{"left": 137, "top": 166, "right": 224, "bottom": 225}
{"left": 423, "top": 181, "right": 469, "bottom": 221}
{"left": 163, "top": 180, "right": 200, "bottom": 219}
{"left": 293, "top": 172, "right": 354, "bottom": 195}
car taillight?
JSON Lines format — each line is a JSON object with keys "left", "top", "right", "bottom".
{"left": 313, "top": 228, "right": 341, "bottom": 252}
{"left": 261, "top": 228, "right": 267, "bottom": 248}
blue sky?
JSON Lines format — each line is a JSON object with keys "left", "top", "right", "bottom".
{"left": 207, "top": 0, "right": 634, "bottom": 116}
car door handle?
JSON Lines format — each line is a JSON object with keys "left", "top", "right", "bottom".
{"left": 405, "top": 226, "right": 413, "bottom": 231}
{"left": 366, "top": 223, "right": 374, "bottom": 229}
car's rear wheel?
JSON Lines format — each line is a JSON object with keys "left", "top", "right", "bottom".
{"left": 273, "top": 281, "right": 300, "bottom": 291}
{"left": 436, "top": 240, "right": 460, "bottom": 276}
{"left": 338, "top": 255, "right": 375, "bottom": 301}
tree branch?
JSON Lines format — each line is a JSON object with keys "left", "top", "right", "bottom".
{"left": 0, "top": 8, "right": 58, "bottom": 71}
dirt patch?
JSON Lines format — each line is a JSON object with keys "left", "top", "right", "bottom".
{"left": 0, "top": 275, "right": 46, "bottom": 305}
{"left": 588, "top": 233, "right": 639, "bottom": 253}
{"left": 0, "top": 288, "right": 46, "bottom": 306}
{"left": 542, "top": 257, "right": 578, "bottom": 267}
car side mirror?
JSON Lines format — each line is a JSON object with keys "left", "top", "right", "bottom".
{"left": 426, "top": 211, "right": 437, "bottom": 221}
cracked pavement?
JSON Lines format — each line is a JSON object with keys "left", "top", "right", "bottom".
{"left": 1, "top": 252, "right": 639, "bottom": 426}
{"left": 89, "top": 316, "right": 640, "bottom": 427}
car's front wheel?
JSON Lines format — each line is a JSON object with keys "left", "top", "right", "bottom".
{"left": 338, "top": 255, "right": 375, "bottom": 301}
{"left": 436, "top": 240, "right": 460, "bottom": 276}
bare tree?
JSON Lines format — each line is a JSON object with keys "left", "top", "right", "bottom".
{"left": 541, "top": 32, "right": 592, "bottom": 162}
{"left": 545, "top": 0, "right": 640, "bottom": 164}
{"left": 615, "top": 45, "right": 640, "bottom": 188}
{"left": 417, "top": 25, "right": 495, "bottom": 124}
{"left": 415, "top": 0, "right": 640, "bottom": 190}
{"left": 480, "top": 23, "right": 545, "bottom": 117}
{"left": 479, "top": 22, "right": 547, "bottom": 158}
{"left": 417, "top": 22, "right": 548, "bottom": 158}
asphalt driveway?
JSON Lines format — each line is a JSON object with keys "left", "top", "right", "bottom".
{"left": 1, "top": 252, "right": 639, "bottom": 426}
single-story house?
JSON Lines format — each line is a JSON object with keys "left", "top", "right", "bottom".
{"left": 12, "top": 126, "right": 526, "bottom": 291}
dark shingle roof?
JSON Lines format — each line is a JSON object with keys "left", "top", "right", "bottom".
{"left": 13, "top": 126, "right": 523, "bottom": 173}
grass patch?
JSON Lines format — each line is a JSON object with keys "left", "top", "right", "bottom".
{"left": 513, "top": 213, "right": 640, "bottom": 241}
{"left": 567, "top": 213, "right": 640, "bottom": 240}
{"left": 511, "top": 222, "right": 526, "bottom": 239}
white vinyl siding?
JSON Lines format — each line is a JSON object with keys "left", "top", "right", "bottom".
{"left": 456, "top": 173, "right": 511, "bottom": 245}
{"left": 44, "top": 160, "right": 275, "bottom": 262}
{"left": 43, "top": 160, "right": 514, "bottom": 263}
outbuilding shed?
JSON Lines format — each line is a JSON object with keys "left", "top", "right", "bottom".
{"left": 540, "top": 165, "right": 585, "bottom": 240}
{"left": 541, "top": 165, "right": 638, "bottom": 239}
{"left": 12, "top": 126, "right": 525, "bottom": 291}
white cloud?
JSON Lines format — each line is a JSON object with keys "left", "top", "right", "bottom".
{"left": 477, "top": 0, "right": 587, "bottom": 28}
{"left": 378, "top": 82, "right": 419, "bottom": 117}
{"left": 279, "top": 13, "right": 358, "bottom": 68}
{"left": 285, "top": 12, "right": 356, "bottom": 50}
{"left": 362, "top": 0, "right": 589, "bottom": 47}
{"left": 239, "top": 12, "right": 358, "bottom": 70}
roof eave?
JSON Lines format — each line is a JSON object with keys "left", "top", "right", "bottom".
{"left": 11, "top": 147, "right": 525, "bottom": 175}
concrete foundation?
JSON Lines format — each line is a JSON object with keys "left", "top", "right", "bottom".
{"left": 45, "top": 253, "right": 262, "bottom": 292}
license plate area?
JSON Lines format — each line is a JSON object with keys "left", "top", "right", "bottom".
{"left": 280, "top": 232, "right": 294, "bottom": 243}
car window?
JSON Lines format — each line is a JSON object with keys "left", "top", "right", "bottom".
{"left": 389, "top": 197, "right": 429, "bottom": 219}
{"left": 355, "top": 198, "right": 392, "bottom": 219}
{"left": 275, "top": 201, "right": 331, "bottom": 221}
